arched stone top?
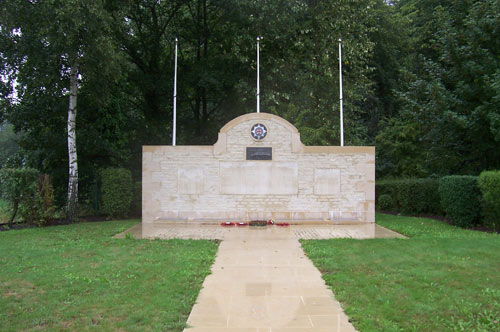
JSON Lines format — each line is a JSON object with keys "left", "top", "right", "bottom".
{"left": 213, "top": 112, "right": 304, "bottom": 155}
{"left": 219, "top": 112, "right": 299, "bottom": 134}
{"left": 211, "top": 111, "right": 375, "bottom": 155}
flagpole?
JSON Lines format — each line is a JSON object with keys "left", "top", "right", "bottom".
{"left": 256, "top": 36, "right": 260, "bottom": 113}
{"left": 172, "top": 38, "right": 178, "bottom": 146}
{"left": 339, "top": 38, "right": 344, "bottom": 147}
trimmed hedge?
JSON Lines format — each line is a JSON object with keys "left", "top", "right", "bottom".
{"left": 478, "top": 170, "right": 500, "bottom": 231}
{"left": 100, "top": 168, "right": 133, "bottom": 218}
{"left": 376, "top": 178, "right": 443, "bottom": 215}
{"left": 439, "top": 175, "right": 481, "bottom": 228}
{"left": 377, "top": 194, "right": 393, "bottom": 211}
{"left": 130, "top": 181, "right": 141, "bottom": 217}
{"left": 377, "top": 174, "right": 500, "bottom": 230}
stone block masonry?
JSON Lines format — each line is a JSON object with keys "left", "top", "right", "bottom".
{"left": 142, "top": 112, "right": 375, "bottom": 223}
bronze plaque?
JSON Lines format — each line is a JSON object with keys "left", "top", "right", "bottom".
{"left": 246, "top": 147, "right": 272, "bottom": 160}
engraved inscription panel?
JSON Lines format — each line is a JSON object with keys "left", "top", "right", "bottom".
{"left": 178, "top": 168, "right": 204, "bottom": 194}
{"left": 314, "top": 168, "right": 341, "bottom": 195}
{"left": 220, "top": 162, "right": 298, "bottom": 194}
{"left": 246, "top": 147, "right": 272, "bottom": 160}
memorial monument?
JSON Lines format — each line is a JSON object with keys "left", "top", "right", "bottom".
{"left": 142, "top": 112, "right": 375, "bottom": 224}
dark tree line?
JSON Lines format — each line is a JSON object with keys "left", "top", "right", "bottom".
{"left": 376, "top": 0, "right": 500, "bottom": 177}
{"left": 1, "top": 0, "right": 499, "bottom": 212}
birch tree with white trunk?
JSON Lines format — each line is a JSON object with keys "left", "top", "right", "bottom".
{"left": 0, "top": 1, "right": 122, "bottom": 222}
{"left": 67, "top": 58, "right": 79, "bottom": 222}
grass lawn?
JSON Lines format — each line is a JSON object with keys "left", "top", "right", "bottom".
{"left": 0, "top": 220, "right": 219, "bottom": 331}
{"left": 301, "top": 214, "right": 500, "bottom": 332}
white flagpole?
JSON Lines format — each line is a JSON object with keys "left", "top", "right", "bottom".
{"left": 339, "top": 38, "right": 344, "bottom": 147}
{"left": 172, "top": 38, "right": 178, "bottom": 146}
{"left": 256, "top": 36, "right": 260, "bottom": 113}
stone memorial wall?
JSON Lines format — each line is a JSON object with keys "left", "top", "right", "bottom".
{"left": 142, "top": 113, "right": 375, "bottom": 223}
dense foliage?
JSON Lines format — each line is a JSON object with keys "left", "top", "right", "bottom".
{"left": 130, "top": 181, "right": 142, "bottom": 217}
{"left": 0, "top": 168, "right": 55, "bottom": 226}
{"left": 376, "top": 194, "right": 393, "bottom": 211}
{"left": 0, "top": 0, "right": 499, "bottom": 209}
{"left": 439, "top": 175, "right": 481, "bottom": 227}
{"left": 100, "top": 168, "right": 133, "bottom": 218}
{"left": 376, "top": 0, "right": 500, "bottom": 177}
{"left": 376, "top": 178, "right": 442, "bottom": 215}
{"left": 0, "top": 124, "right": 19, "bottom": 167}
{"left": 0, "top": 168, "right": 38, "bottom": 226}
{"left": 478, "top": 170, "right": 500, "bottom": 231}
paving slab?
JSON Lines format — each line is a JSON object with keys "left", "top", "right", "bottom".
{"left": 182, "top": 231, "right": 360, "bottom": 331}
{"left": 115, "top": 222, "right": 406, "bottom": 240}
{"left": 115, "top": 223, "right": 404, "bottom": 331}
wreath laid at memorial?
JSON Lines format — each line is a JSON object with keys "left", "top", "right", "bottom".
{"left": 220, "top": 219, "right": 290, "bottom": 227}
{"left": 248, "top": 220, "right": 268, "bottom": 227}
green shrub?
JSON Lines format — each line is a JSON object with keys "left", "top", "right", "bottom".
{"left": 376, "top": 178, "right": 442, "bottom": 215}
{"left": 100, "top": 168, "right": 132, "bottom": 218}
{"left": 130, "top": 181, "right": 141, "bottom": 217}
{"left": 78, "top": 175, "right": 101, "bottom": 217}
{"left": 377, "top": 194, "right": 393, "bottom": 211}
{"left": 439, "top": 176, "right": 481, "bottom": 228}
{"left": 37, "top": 174, "right": 55, "bottom": 226}
{"left": 478, "top": 170, "right": 500, "bottom": 231}
{"left": 0, "top": 168, "right": 38, "bottom": 226}
{"left": 0, "top": 168, "right": 54, "bottom": 226}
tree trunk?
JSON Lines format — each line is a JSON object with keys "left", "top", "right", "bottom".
{"left": 66, "top": 58, "right": 79, "bottom": 222}
{"left": 8, "top": 201, "right": 18, "bottom": 228}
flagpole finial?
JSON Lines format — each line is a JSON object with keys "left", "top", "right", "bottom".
{"left": 175, "top": 37, "right": 178, "bottom": 43}
{"left": 338, "top": 38, "right": 342, "bottom": 43}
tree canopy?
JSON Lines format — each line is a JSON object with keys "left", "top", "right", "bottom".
{"left": 1, "top": 0, "right": 499, "bottom": 207}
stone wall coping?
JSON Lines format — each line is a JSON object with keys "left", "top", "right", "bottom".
{"left": 143, "top": 146, "right": 212, "bottom": 152}
{"left": 303, "top": 146, "right": 375, "bottom": 154}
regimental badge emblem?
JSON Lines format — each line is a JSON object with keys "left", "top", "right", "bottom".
{"left": 250, "top": 123, "right": 267, "bottom": 140}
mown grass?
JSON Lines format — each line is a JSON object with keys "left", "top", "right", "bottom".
{"left": 0, "top": 220, "right": 219, "bottom": 331}
{"left": 301, "top": 214, "right": 500, "bottom": 332}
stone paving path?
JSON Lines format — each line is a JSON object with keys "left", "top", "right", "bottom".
{"left": 182, "top": 227, "right": 365, "bottom": 332}
{"left": 116, "top": 223, "right": 405, "bottom": 331}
